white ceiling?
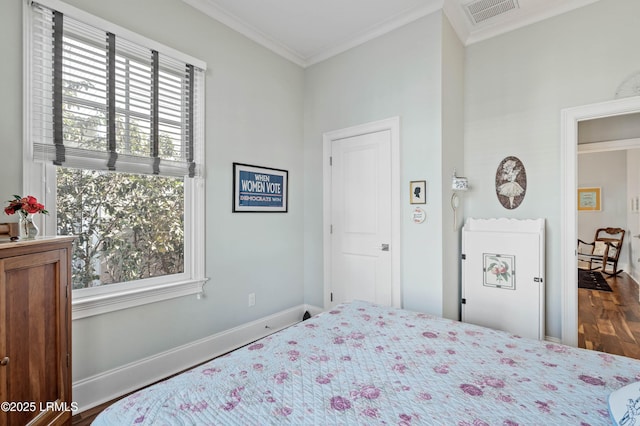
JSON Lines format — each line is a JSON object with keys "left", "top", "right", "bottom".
{"left": 182, "top": 0, "right": 601, "bottom": 67}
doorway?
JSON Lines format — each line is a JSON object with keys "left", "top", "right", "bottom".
{"left": 322, "top": 117, "right": 401, "bottom": 309}
{"left": 561, "top": 96, "right": 640, "bottom": 347}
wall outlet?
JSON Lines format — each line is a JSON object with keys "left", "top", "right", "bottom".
{"left": 248, "top": 293, "right": 255, "bottom": 307}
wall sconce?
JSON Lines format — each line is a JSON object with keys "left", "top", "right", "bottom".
{"left": 451, "top": 170, "right": 469, "bottom": 231}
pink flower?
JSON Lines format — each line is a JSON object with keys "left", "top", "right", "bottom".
{"left": 393, "top": 363, "right": 407, "bottom": 373}
{"left": 330, "top": 396, "right": 351, "bottom": 411}
{"left": 433, "top": 365, "right": 449, "bottom": 374}
{"left": 360, "top": 385, "right": 380, "bottom": 400}
{"left": 316, "top": 375, "right": 331, "bottom": 384}
{"left": 288, "top": 350, "right": 300, "bottom": 361}
{"left": 221, "top": 401, "right": 237, "bottom": 411}
{"left": 500, "top": 358, "right": 516, "bottom": 366}
{"left": 535, "top": 400, "right": 551, "bottom": 413}
{"left": 498, "top": 394, "right": 515, "bottom": 403}
{"left": 418, "top": 392, "right": 432, "bottom": 401}
{"left": 484, "top": 377, "right": 505, "bottom": 388}
{"left": 579, "top": 375, "right": 605, "bottom": 386}
{"left": 460, "top": 384, "right": 483, "bottom": 396}
{"left": 362, "top": 407, "right": 379, "bottom": 418}
{"left": 180, "top": 401, "right": 208, "bottom": 413}
{"left": 248, "top": 343, "right": 264, "bottom": 350}
{"left": 274, "top": 372, "right": 289, "bottom": 384}
{"left": 275, "top": 407, "right": 292, "bottom": 416}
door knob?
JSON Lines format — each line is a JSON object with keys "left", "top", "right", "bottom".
{"left": 0, "top": 357, "right": 9, "bottom": 366}
{"left": 381, "top": 244, "right": 389, "bottom": 251}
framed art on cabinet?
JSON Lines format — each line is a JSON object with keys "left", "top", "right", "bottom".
{"left": 483, "top": 253, "right": 515, "bottom": 290}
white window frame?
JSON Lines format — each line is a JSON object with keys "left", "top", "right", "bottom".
{"left": 23, "top": 0, "right": 208, "bottom": 320}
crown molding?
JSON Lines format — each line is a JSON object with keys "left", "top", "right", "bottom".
{"left": 183, "top": 0, "right": 444, "bottom": 68}
{"left": 305, "top": 0, "right": 444, "bottom": 66}
{"left": 182, "top": 0, "right": 307, "bottom": 67}
{"left": 462, "top": 0, "right": 601, "bottom": 46}
{"left": 183, "top": 0, "right": 601, "bottom": 65}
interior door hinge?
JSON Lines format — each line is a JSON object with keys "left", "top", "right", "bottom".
{"left": 329, "top": 156, "right": 333, "bottom": 166}
{"left": 330, "top": 224, "right": 333, "bottom": 234}
{"left": 331, "top": 292, "right": 333, "bottom": 302}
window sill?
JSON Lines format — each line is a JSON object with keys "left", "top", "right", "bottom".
{"left": 72, "top": 278, "right": 208, "bottom": 320}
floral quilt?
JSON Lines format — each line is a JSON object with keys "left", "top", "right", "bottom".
{"left": 93, "top": 300, "right": 640, "bottom": 425}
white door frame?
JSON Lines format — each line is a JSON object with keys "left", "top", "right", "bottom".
{"left": 561, "top": 96, "right": 640, "bottom": 347}
{"left": 323, "top": 117, "right": 401, "bottom": 309}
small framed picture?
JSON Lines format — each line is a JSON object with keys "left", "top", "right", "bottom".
{"left": 578, "top": 187, "right": 601, "bottom": 211}
{"left": 233, "top": 163, "right": 288, "bottom": 212}
{"left": 483, "top": 253, "right": 515, "bottom": 290}
{"left": 410, "top": 181, "right": 426, "bottom": 204}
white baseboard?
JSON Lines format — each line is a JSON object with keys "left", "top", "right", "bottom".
{"left": 303, "top": 303, "right": 325, "bottom": 317}
{"left": 73, "top": 304, "right": 308, "bottom": 414}
{"left": 545, "top": 335, "right": 562, "bottom": 344}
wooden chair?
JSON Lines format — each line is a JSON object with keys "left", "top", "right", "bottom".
{"left": 577, "top": 227, "right": 625, "bottom": 276}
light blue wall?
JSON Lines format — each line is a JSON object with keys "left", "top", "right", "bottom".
{"left": 2, "top": 0, "right": 305, "bottom": 381}
{"left": 303, "top": 12, "right": 460, "bottom": 317}
{"left": 0, "top": 0, "right": 23, "bottom": 193}
{"left": 463, "top": 0, "right": 640, "bottom": 339}
{"left": 441, "top": 17, "right": 466, "bottom": 320}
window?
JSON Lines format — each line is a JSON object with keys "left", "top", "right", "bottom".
{"left": 25, "top": 0, "right": 207, "bottom": 319}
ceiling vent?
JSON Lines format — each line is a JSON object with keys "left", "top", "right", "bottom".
{"left": 464, "top": 0, "right": 519, "bottom": 24}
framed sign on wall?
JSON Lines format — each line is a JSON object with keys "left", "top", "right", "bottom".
{"left": 577, "top": 187, "right": 601, "bottom": 211}
{"left": 233, "top": 163, "right": 288, "bottom": 212}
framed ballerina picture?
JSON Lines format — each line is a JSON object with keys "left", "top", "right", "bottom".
{"left": 495, "top": 156, "right": 527, "bottom": 210}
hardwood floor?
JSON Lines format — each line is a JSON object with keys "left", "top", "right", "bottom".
{"left": 578, "top": 271, "right": 640, "bottom": 360}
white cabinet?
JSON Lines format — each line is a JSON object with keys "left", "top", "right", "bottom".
{"left": 462, "top": 218, "right": 545, "bottom": 340}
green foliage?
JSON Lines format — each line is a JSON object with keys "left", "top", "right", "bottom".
{"left": 58, "top": 48, "right": 187, "bottom": 290}
{"left": 57, "top": 169, "right": 184, "bottom": 289}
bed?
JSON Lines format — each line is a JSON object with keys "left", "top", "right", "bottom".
{"left": 92, "top": 300, "right": 640, "bottom": 425}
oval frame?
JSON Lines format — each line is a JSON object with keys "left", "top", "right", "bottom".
{"left": 495, "top": 156, "right": 527, "bottom": 210}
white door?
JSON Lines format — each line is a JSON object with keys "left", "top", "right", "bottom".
{"left": 330, "top": 130, "right": 392, "bottom": 307}
{"left": 462, "top": 226, "right": 544, "bottom": 340}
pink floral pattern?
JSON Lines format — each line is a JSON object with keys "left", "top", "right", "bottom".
{"left": 93, "top": 300, "right": 640, "bottom": 425}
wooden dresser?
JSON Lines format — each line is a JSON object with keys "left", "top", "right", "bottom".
{"left": 0, "top": 237, "right": 74, "bottom": 426}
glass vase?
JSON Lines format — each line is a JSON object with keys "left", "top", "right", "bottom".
{"left": 18, "top": 213, "right": 39, "bottom": 240}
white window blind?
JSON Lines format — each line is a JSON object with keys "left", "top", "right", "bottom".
{"left": 29, "top": 1, "right": 205, "bottom": 178}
